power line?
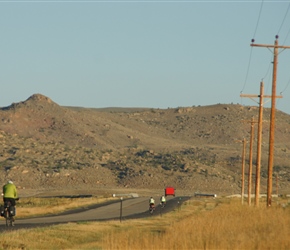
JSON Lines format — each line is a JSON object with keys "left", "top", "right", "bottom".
{"left": 262, "top": 59, "right": 272, "bottom": 80}
{"left": 277, "top": 2, "right": 290, "bottom": 36}
{"left": 241, "top": 0, "right": 264, "bottom": 94}
{"left": 279, "top": 3, "right": 290, "bottom": 115}
{"left": 279, "top": 78, "right": 290, "bottom": 95}
{"left": 241, "top": 47, "right": 254, "bottom": 94}
{"left": 277, "top": 2, "right": 290, "bottom": 109}
{"left": 252, "top": 0, "right": 264, "bottom": 39}
{"left": 277, "top": 77, "right": 290, "bottom": 109}
{"left": 283, "top": 27, "right": 290, "bottom": 45}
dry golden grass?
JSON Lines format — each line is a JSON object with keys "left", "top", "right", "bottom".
{"left": 1, "top": 197, "right": 290, "bottom": 250}
{"left": 102, "top": 198, "right": 290, "bottom": 250}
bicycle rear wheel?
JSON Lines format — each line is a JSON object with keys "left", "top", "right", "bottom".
{"left": 5, "top": 210, "right": 9, "bottom": 226}
{"left": 5, "top": 210, "right": 13, "bottom": 227}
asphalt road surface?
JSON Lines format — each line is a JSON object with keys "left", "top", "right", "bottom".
{"left": 0, "top": 196, "right": 189, "bottom": 231}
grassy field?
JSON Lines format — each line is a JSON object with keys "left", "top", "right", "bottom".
{"left": 1, "top": 196, "right": 290, "bottom": 249}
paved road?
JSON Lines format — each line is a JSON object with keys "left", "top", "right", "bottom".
{"left": 0, "top": 196, "right": 189, "bottom": 231}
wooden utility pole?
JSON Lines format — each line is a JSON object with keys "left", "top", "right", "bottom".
{"left": 248, "top": 117, "right": 256, "bottom": 206}
{"left": 240, "top": 118, "right": 257, "bottom": 206}
{"left": 251, "top": 37, "right": 290, "bottom": 207}
{"left": 256, "top": 82, "right": 264, "bottom": 206}
{"left": 241, "top": 82, "right": 282, "bottom": 206}
{"left": 276, "top": 173, "right": 279, "bottom": 196}
{"left": 241, "top": 138, "right": 246, "bottom": 205}
{"left": 236, "top": 138, "right": 247, "bottom": 204}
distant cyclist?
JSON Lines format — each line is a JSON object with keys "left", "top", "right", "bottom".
{"left": 2, "top": 180, "right": 18, "bottom": 206}
{"left": 160, "top": 195, "right": 166, "bottom": 207}
{"left": 149, "top": 197, "right": 155, "bottom": 208}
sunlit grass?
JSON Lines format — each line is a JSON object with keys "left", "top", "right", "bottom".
{"left": 1, "top": 197, "right": 290, "bottom": 249}
{"left": 102, "top": 198, "right": 290, "bottom": 250}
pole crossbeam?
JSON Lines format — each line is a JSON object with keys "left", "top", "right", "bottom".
{"left": 251, "top": 43, "right": 290, "bottom": 49}
{"left": 240, "top": 94, "right": 282, "bottom": 99}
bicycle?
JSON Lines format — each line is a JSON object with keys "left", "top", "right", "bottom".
{"left": 149, "top": 204, "right": 155, "bottom": 215}
{"left": 3, "top": 201, "right": 15, "bottom": 227}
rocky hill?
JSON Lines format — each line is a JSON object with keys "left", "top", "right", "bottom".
{"left": 1, "top": 94, "right": 290, "bottom": 196}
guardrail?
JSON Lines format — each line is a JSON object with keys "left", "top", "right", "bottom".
{"left": 112, "top": 193, "right": 139, "bottom": 198}
{"left": 194, "top": 192, "right": 217, "bottom": 198}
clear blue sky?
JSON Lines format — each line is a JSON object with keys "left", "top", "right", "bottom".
{"left": 1, "top": 1, "right": 290, "bottom": 114}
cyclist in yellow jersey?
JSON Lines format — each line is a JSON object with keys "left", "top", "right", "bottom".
{"left": 3, "top": 180, "right": 18, "bottom": 206}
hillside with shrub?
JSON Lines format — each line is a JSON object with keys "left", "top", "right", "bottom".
{"left": 1, "top": 94, "right": 290, "bottom": 196}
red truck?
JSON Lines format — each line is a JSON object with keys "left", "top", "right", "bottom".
{"left": 165, "top": 186, "right": 175, "bottom": 197}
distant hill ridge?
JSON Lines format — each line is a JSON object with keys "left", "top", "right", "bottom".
{"left": 1, "top": 93, "right": 290, "bottom": 194}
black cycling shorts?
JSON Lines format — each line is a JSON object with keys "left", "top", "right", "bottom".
{"left": 3, "top": 198, "right": 16, "bottom": 206}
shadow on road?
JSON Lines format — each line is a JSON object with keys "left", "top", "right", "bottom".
{"left": 0, "top": 196, "right": 190, "bottom": 232}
